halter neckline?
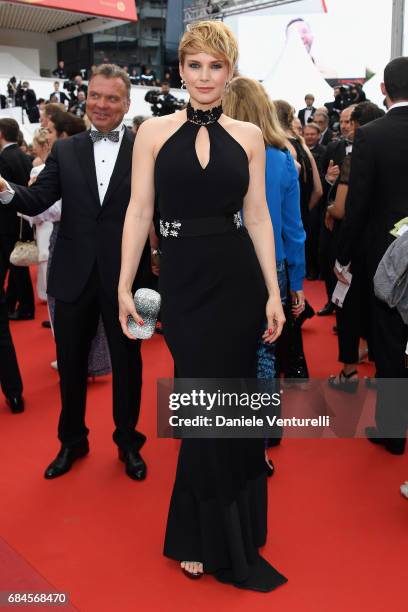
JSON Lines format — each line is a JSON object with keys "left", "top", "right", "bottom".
{"left": 186, "top": 102, "right": 223, "bottom": 126}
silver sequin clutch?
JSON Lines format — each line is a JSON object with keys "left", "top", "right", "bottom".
{"left": 127, "top": 288, "right": 161, "bottom": 340}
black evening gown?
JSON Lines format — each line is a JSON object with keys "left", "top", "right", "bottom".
{"left": 155, "top": 114, "right": 287, "bottom": 592}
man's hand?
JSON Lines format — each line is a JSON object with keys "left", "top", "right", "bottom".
{"left": 0, "top": 175, "right": 8, "bottom": 193}
{"left": 334, "top": 260, "right": 351, "bottom": 285}
{"left": 325, "top": 159, "right": 340, "bottom": 184}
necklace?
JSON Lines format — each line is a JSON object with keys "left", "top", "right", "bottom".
{"left": 186, "top": 101, "right": 223, "bottom": 126}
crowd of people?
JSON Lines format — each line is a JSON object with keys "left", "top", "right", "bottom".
{"left": 0, "top": 60, "right": 179, "bottom": 123}
{"left": 0, "top": 19, "right": 407, "bottom": 593}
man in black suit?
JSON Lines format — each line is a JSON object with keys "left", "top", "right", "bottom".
{"left": 0, "top": 119, "right": 35, "bottom": 321}
{"left": 298, "top": 94, "right": 316, "bottom": 127}
{"left": 53, "top": 60, "right": 68, "bottom": 80}
{"left": 303, "top": 122, "right": 326, "bottom": 174}
{"left": 0, "top": 285, "right": 24, "bottom": 414}
{"left": 72, "top": 75, "right": 88, "bottom": 100}
{"left": 317, "top": 105, "right": 356, "bottom": 315}
{"left": 15, "top": 82, "right": 39, "bottom": 123}
{"left": 314, "top": 111, "right": 333, "bottom": 146}
{"left": 49, "top": 82, "right": 69, "bottom": 106}
{"left": 0, "top": 65, "right": 150, "bottom": 479}
{"left": 335, "top": 57, "right": 408, "bottom": 455}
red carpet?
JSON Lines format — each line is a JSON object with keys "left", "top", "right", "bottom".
{"left": 1, "top": 281, "right": 407, "bottom": 612}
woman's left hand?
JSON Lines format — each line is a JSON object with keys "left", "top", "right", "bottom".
{"left": 262, "top": 294, "right": 285, "bottom": 344}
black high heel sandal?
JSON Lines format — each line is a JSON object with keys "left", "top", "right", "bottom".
{"left": 328, "top": 370, "right": 359, "bottom": 393}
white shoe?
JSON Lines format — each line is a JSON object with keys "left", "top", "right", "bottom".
{"left": 50, "top": 360, "right": 58, "bottom": 370}
{"left": 400, "top": 482, "right": 408, "bottom": 499}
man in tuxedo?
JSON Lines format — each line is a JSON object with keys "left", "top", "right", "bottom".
{"left": 335, "top": 57, "right": 408, "bottom": 455}
{"left": 314, "top": 111, "right": 333, "bottom": 146}
{"left": 0, "top": 119, "right": 35, "bottom": 321}
{"left": 298, "top": 94, "right": 316, "bottom": 127}
{"left": 49, "top": 82, "right": 69, "bottom": 106}
{"left": 303, "top": 123, "right": 326, "bottom": 174}
{"left": 0, "top": 64, "right": 150, "bottom": 479}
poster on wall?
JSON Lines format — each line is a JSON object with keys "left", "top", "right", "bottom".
{"left": 7, "top": 0, "right": 137, "bottom": 21}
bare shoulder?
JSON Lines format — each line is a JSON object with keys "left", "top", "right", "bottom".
{"left": 220, "top": 116, "right": 263, "bottom": 158}
{"left": 136, "top": 111, "right": 187, "bottom": 158}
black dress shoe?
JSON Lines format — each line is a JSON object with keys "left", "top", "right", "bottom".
{"left": 365, "top": 427, "right": 405, "bottom": 455}
{"left": 118, "top": 448, "right": 147, "bottom": 480}
{"left": 317, "top": 303, "right": 335, "bottom": 316}
{"left": 6, "top": 395, "right": 24, "bottom": 414}
{"left": 44, "top": 442, "right": 89, "bottom": 479}
{"left": 41, "top": 320, "right": 52, "bottom": 329}
{"left": 8, "top": 311, "right": 34, "bottom": 321}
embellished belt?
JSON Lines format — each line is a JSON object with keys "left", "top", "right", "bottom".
{"left": 159, "top": 213, "right": 243, "bottom": 238}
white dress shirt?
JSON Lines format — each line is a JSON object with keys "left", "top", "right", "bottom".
{"left": 92, "top": 122, "right": 125, "bottom": 204}
{"left": 304, "top": 107, "right": 314, "bottom": 125}
{"left": 388, "top": 101, "right": 408, "bottom": 111}
{"left": 0, "top": 123, "right": 126, "bottom": 206}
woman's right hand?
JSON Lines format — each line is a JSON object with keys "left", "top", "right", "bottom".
{"left": 118, "top": 289, "right": 144, "bottom": 340}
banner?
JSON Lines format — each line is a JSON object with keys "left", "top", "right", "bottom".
{"left": 8, "top": 0, "right": 137, "bottom": 21}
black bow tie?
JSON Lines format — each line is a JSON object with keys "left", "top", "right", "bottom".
{"left": 90, "top": 130, "right": 120, "bottom": 143}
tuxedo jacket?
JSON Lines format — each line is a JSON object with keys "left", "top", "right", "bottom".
{"left": 8, "top": 129, "right": 150, "bottom": 302}
{"left": 50, "top": 91, "right": 69, "bottom": 105}
{"left": 321, "top": 138, "right": 348, "bottom": 202}
{"left": 0, "top": 144, "right": 32, "bottom": 236}
{"left": 338, "top": 107, "right": 408, "bottom": 272}
{"left": 298, "top": 106, "right": 316, "bottom": 126}
{"left": 320, "top": 128, "right": 334, "bottom": 147}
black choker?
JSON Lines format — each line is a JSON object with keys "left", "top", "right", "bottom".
{"left": 186, "top": 102, "right": 223, "bottom": 126}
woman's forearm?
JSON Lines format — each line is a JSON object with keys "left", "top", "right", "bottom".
{"left": 118, "top": 204, "right": 152, "bottom": 293}
{"left": 245, "top": 214, "right": 280, "bottom": 297}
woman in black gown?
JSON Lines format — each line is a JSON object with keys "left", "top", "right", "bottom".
{"left": 119, "top": 21, "right": 287, "bottom": 592}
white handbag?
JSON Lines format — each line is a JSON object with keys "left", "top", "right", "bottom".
{"left": 9, "top": 217, "right": 39, "bottom": 267}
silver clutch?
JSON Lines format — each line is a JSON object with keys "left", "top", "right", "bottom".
{"left": 127, "top": 288, "right": 161, "bottom": 340}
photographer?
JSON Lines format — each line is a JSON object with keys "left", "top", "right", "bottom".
{"left": 15, "top": 81, "right": 39, "bottom": 123}
{"left": 7, "top": 77, "right": 17, "bottom": 106}
{"left": 64, "top": 75, "right": 88, "bottom": 103}
{"left": 69, "top": 91, "right": 86, "bottom": 118}
{"left": 145, "top": 82, "right": 183, "bottom": 117}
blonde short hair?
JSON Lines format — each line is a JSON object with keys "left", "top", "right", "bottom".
{"left": 179, "top": 20, "right": 238, "bottom": 70}
{"left": 33, "top": 128, "right": 49, "bottom": 147}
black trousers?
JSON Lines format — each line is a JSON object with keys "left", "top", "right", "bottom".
{"left": 319, "top": 223, "right": 337, "bottom": 303}
{"left": 335, "top": 256, "right": 371, "bottom": 364}
{"left": 371, "top": 292, "right": 408, "bottom": 442}
{"left": 0, "top": 286, "right": 23, "bottom": 399}
{"left": 0, "top": 234, "right": 35, "bottom": 315}
{"left": 53, "top": 265, "right": 145, "bottom": 451}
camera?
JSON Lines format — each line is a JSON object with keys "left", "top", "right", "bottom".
{"left": 144, "top": 89, "right": 185, "bottom": 117}
{"left": 63, "top": 80, "right": 76, "bottom": 94}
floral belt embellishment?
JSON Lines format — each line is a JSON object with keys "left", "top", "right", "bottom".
{"left": 233, "top": 213, "right": 243, "bottom": 229}
{"left": 160, "top": 219, "right": 182, "bottom": 238}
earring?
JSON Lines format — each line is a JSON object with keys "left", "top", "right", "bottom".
{"left": 181, "top": 79, "right": 186, "bottom": 90}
